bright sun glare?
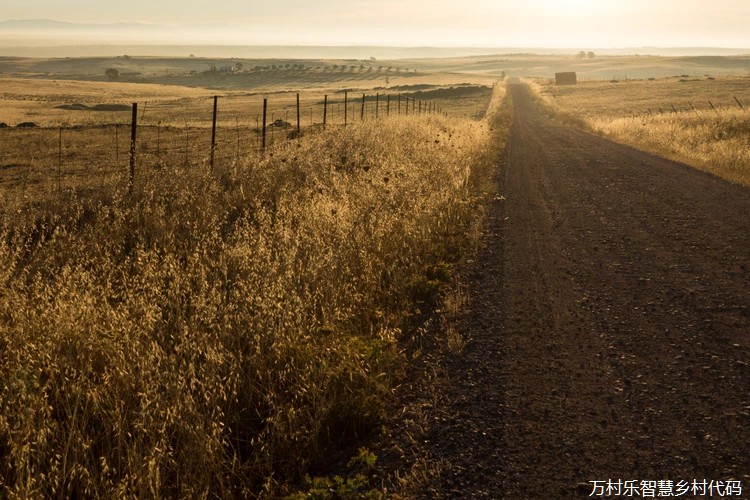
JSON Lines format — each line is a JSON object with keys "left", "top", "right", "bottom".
{"left": 549, "top": 0, "right": 600, "bottom": 16}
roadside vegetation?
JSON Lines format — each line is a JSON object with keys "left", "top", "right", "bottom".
{"left": 0, "top": 81, "right": 509, "bottom": 497}
{"left": 526, "top": 77, "right": 750, "bottom": 186}
{"left": 0, "top": 77, "right": 494, "bottom": 206}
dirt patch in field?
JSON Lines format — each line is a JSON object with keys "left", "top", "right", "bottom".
{"left": 402, "top": 85, "right": 491, "bottom": 100}
{"left": 54, "top": 103, "right": 132, "bottom": 111}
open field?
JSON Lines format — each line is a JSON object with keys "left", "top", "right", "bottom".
{"left": 527, "top": 76, "right": 750, "bottom": 185}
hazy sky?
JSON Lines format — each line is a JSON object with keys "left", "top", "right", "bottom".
{"left": 2, "top": 0, "right": 750, "bottom": 47}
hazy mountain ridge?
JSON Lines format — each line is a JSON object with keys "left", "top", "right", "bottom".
{"left": 1, "top": 19, "right": 749, "bottom": 59}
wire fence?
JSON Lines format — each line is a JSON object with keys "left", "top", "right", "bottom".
{"left": 0, "top": 91, "right": 449, "bottom": 203}
{"left": 622, "top": 96, "right": 747, "bottom": 119}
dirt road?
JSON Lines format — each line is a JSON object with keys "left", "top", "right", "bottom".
{"left": 393, "top": 84, "right": 750, "bottom": 498}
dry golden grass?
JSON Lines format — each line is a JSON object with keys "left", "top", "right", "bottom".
{"left": 0, "top": 81, "right": 509, "bottom": 497}
{"left": 526, "top": 77, "right": 750, "bottom": 186}
{"left": 0, "top": 77, "right": 216, "bottom": 126}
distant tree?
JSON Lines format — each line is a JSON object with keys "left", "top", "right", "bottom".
{"left": 359, "top": 64, "right": 365, "bottom": 71}
{"left": 285, "top": 63, "right": 291, "bottom": 69}
{"left": 350, "top": 65, "right": 357, "bottom": 72}
{"left": 377, "top": 66, "right": 383, "bottom": 72}
{"left": 189, "top": 54, "right": 195, "bottom": 58}
{"left": 577, "top": 51, "right": 587, "bottom": 59}
{"left": 105, "top": 68, "right": 119, "bottom": 81}
{"left": 587, "top": 51, "right": 595, "bottom": 59}
{"left": 234, "top": 62, "right": 243, "bottom": 71}
{"left": 367, "top": 66, "right": 373, "bottom": 73}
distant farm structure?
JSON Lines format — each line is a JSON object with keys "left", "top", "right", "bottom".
{"left": 555, "top": 72, "right": 577, "bottom": 85}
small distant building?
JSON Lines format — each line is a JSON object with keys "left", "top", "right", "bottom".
{"left": 555, "top": 72, "right": 577, "bottom": 85}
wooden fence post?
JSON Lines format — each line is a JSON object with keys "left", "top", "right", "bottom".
{"left": 398, "top": 94, "right": 401, "bottom": 114}
{"left": 709, "top": 100, "right": 719, "bottom": 115}
{"left": 361, "top": 94, "right": 366, "bottom": 121}
{"left": 157, "top": 121, "right": 161, "bottom": 160}
{"left": 323, "top": 95, "right": 328, "bottom": 127}
{"left": 406, "top": 98, "right": 409, "bottom": 115}
{"left": 262, "top": 98, "right": 267, "bottom": 153}
{"left": 375, "top": 93, "right": 379, "bottom": 119}
{"left": 387, "top": 95, "right": 391, "bottom": 117}
{"left": 344, "top": 92, "right": 348, "bottom": 125}
{"left": 210, "top": 95, "right": 218, "bottom": 171}
{"left": 115, "top": 124, "right": 119, "bottom": 165}
{"left": 129, "top": 102, "right": 137, "bottom": 194}
{"left": 734, "top": 96, "right": 746, "bottom": 112}
{"left": 670, "top": 104, "right": 678, "bottom": 114}
{"left": 296, "top": 93, "right": 301, "bottom": 134}
{"left": 58, "top": 128, "right": 62, "bottom": 193}
{"left": 235, "top": 117, "right": 240, "bottom": 158}
{"left": 184, "top": 123, "right": 190, "bottom": 167}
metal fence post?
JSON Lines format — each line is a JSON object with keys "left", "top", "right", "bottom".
{"left": 262, "top": 98, "right": 267, "bottom": 153}
{"left": 210, "top": 96, "right": 218, "bottom": 171}
{"left": 129, "top": 103, "right": 137, "bottom": 194}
